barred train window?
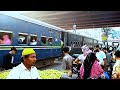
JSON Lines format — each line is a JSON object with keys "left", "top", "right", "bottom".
{"left": 30, "top": 34, "right": 37, "bottom": 45}
{"left": 48, "top": 37, "right": 53, "bottom": 46}
{"left": 41, "top": 36, "right": 47, "bottom": 45}
{"left": 0, "top": 30, "right": 12, "bottom": 45}
{"left": 78, "top": 42, "right": 80, "bottom": 46}
{"left": 18, "top": 33, "right": 28, "bottom": 44}
{"left": 76, "top": 42, "right": 77, "bottom": 45}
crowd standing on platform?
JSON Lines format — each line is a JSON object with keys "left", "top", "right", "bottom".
{"left": 1, "top": 43, "right": 120, "bottom": 79}
{"left": 61, "top": 44, "right": 120, "bottom": 79}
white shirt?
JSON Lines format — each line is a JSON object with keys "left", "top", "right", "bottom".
{"left": 9, "top": 52, "right": 14, "bottom": 64}
{"left": 7, "top": 63, "right": 40, "bottom": 79}
{"left": 11, "top": 56, "right": 14, "bottom": 63}
{"left": 30, "top": 41, "right": 37, "bottom": 45}
{"left": 77, "top": 54, "right": 86, "bottom": 63}
{"left": 96, "top": 51, "right": 106, "bottom": 65}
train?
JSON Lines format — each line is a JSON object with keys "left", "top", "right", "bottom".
{"left": 62, "top": 31, "right": 100, "bottom": 55}
{"left": 0, "top": 12, "right": 101, "bottom": 68}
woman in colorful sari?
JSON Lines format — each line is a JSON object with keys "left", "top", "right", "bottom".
{"left": 80, "top": 53, "right": 104, "bottom": 79}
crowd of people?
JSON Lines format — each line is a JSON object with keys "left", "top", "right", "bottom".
{"left": 1, "top": 43, "right": 120, "bottom": 79}
{"left": 61, "top": 44, "right": 120, "bottom": 79}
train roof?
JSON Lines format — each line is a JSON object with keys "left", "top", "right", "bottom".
{"left": 0, "top": 12, "right": 100, "bottom": 42}
{"left": 67, "top": 31, "right": 99, "bottom": 41}
{"left": 0, "top": 12, "right": 67, "bottom": 32}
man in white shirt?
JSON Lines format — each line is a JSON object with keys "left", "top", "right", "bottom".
{"left": 7, "top": 48, "right": 40, "bottom": 79}
{"left": 94, "top": 45, "right": 107, "bottom": 71}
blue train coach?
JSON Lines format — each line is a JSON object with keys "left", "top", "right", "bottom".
{"left": 0, "top": 12, "right": 65, "bottom": 68}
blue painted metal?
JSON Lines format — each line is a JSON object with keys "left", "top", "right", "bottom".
{"left": 0, "top": 14, "right": 62, "bottom": 66}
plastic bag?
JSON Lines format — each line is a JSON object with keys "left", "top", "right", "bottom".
{"left": 103, "top": 71, "right": 110, "bottom": 79}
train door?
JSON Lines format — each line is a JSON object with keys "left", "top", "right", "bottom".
{"left": 61, "top": 32, "right": 64, "bottom": 43}
{"left": 61, "top": 32, "right": 68, "bottom": 46}
{"left": 81, "top": 37, "right": 84, "bottom": 46}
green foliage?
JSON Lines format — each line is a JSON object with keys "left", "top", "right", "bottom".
{"left": 101, "top": 27, "right": 112, "bottom": 36}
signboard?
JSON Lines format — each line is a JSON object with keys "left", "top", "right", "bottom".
{"left": 101, "top": 34, "right": 107, "bottom": 41}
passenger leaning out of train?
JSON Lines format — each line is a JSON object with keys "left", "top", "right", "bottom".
{"left": 74, "top": 44, "right": 92, "bottom": 65}
{"left": 7, "top": 48, "right": 40, "bottom": 79}
{"left": 0, "top": 36, "right": 4, "bottom": 44}
{"left": 80, "top": 53, "right": 104, "bottom": 79}
{"left": 2, "top": 34, "right": 12, "bottom": 45}
{"left": 94, "top": 45, "right": 107, "bottom": 71}
{"left": 112, "top": 50, "right": 120, "bottom": 79}
{"left": 3, "top": 47, "right": 17, "bottom": 70}
{"left": 30, "top": 38, "right": 37, "bottom": 45}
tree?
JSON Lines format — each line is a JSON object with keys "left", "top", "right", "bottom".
{"left": 101, "top": 27, "right": 112, "bottom": 49}
{"left": 101, "top": 27, "right": 112, "bottom": 37}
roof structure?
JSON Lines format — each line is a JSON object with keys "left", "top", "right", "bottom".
{"left": 20, "top": 11, "right": 120, "bottom": 30}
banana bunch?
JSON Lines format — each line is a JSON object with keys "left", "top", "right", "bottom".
{"left": 39, "top": 69, "right": 64, "bottom": 79}
{"left": 60, "top": 70, "right": 69, "bottom": 73}
{"left": 0, "top": 70, "right": 11, "bottom": 79}
{"left": 0, "top": 69, "right": 65, "bottom": 79}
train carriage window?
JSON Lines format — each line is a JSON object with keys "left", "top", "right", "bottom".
{"left": 76, "top": 42, "right": 77, "bottom": 45}
{"left": 71, "top": 41, "right": 73, "bottom": 46}
{"left": 41, "top": 36, "right": 47, "bottom": 45}
{"left": 108, "top": 42, "right": 112, "bottom": 46}
{"left": 73, "top": 42, "right": 75, "bottom": 47}
{"left": 76, "top": 42, "right": 78, "bottom": 47}
{"left": 78, "top": 42, "right": 80, "bottom": 46}
{"left": 30, "top": 34, "right": 37, "bottom": 45}
{"left": 48, "top": 37, "right": 53, "bottom": 46}
{"left": 18, "top": 33, "right": 28, "bottom": 44}
{"left": 0, "top": 30, "right": 12, "bottom": 45}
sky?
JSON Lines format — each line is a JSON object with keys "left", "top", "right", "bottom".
{"left": 67, "top": 27, "right": 120, "bottom": 43}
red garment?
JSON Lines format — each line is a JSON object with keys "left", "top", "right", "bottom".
{"left": 80, "top": 60, "right": 103, "bottom": 79}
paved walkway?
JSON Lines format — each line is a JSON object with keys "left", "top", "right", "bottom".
{"left": 39, "top": 59, "right": 63, "bottom": 71}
